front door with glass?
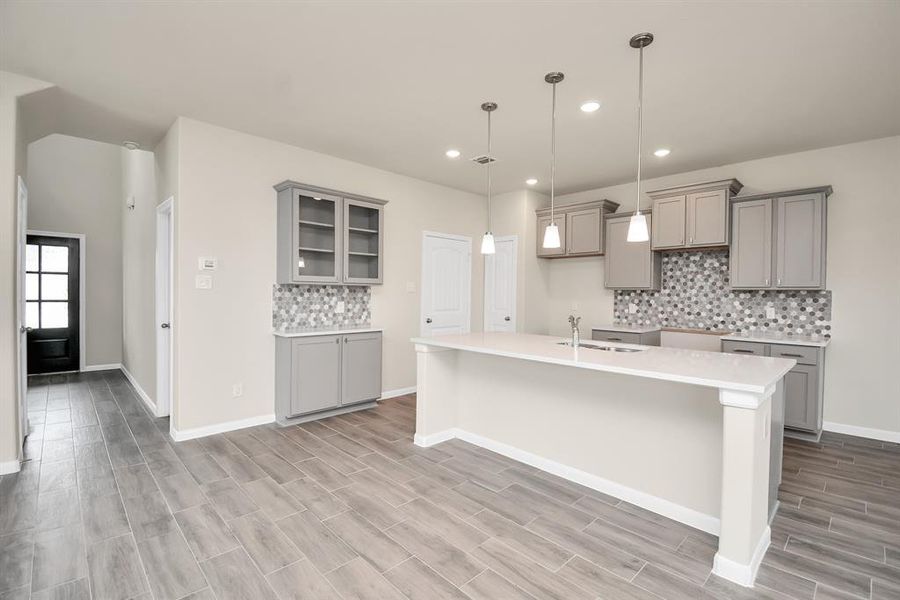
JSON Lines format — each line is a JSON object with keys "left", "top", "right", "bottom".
{"left": 25, "top": 235, "right": 80, "bottom": 374}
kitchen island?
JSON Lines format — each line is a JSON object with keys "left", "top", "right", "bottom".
{"left": 411, "top": 332, "right": 795, "bottom": 587}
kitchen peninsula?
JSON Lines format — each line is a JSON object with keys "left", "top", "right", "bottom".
{"left": 411, "top": 332, "right": 795, "bottom": 587}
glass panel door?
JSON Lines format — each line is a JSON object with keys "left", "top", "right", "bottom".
{"left": 294, "top": 191, "right": 341, "bottom": 282}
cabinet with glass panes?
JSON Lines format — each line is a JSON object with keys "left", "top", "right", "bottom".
{"left": 275, "top": 181, "right": 386, "bottom": 285}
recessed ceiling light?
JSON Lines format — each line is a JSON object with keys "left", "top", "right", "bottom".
{"left": 525, "top": 178, "right": 538, "bottom": 186}
{"left": 445, "top": 149, "right": 461, "bottom": 158}
{"left": 654, "top": 148, "right": 671, "bottom": 157}
{"left": 580, "top": 101, "right": 601, "bottom": 113}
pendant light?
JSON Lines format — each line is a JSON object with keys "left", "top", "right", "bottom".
{"left": 542, "top": 72, "right": 564, "bottom": 249}
{"left": 480, "top": 101, "right": 498, "bottom": 255}
{"left": 627, "top": 32, "right": 653, "bottom": 243}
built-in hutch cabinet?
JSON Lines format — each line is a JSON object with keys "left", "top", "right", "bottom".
{"left": 535, "top": 199, "right": 619, "bottom": 258}
{"left": 275, "top": 331, "right": 383, "bottom": 424}
{"left": 275, "top": 181, "right": 386, "bottom": 285}
{"left": 647, "top": 179, "right": 743, "bottom": 251}
{"left": 730, "top": 186, "right": 831, "bottom": 290}
{"left": 604, "top": 212, "right": 661, "bottom": 290}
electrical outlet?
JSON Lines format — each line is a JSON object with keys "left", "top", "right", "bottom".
{"left": 335, "top": 301, "right": 345, "bottom": 314}
{"left": 629, "top": 303, "right": 638, "bottom": 314}
{"left": 232, "top": 383, "right": 243, "bottom": 398}
{"left": 765, "top": 306, "right": 776, "bottom": 320}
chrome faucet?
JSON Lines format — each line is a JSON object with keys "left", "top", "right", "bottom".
{"left": 568, "top": 315, "right": 581, "bottom": 347}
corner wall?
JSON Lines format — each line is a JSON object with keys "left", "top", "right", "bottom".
{"left": 547, "top": 136, "right": 900, "bottom": 436}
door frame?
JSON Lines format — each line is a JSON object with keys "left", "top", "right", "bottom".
{"left": 26, "top": 229, "right": 87, "bottom": 372}
{"left": 420, "top": 231, "right": 472, "bottom": 337}
{"left": 16, "top": 177, "right": 28, "bottom": 457}
{"left": 156, "top": 197, "right": 174, "bottom": 418}
{"left": 483, "top": 235, "right": 518, "bottom": 332}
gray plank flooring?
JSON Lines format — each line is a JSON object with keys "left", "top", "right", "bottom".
{"left": 3, "top": 370, "right": 898, "bottom": 599}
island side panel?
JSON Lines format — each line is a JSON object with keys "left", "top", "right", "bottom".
{"left": 715, "top": 389, "right": 773, "bottom": 587}
{"left": 414, "top": 344, "right": 460, "bottom": 445}
{"left": 452, "top": 351, "right": 723, "bottom": 530}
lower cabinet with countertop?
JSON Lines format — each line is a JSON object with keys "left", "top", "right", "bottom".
{"left": 274, "top": 328, "right": 382, "bottom": 425}
{"left": 721, "top": 334, "right": 828, "bottom": 439}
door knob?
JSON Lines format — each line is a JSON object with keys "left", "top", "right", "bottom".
{"left": 20, "top": 326, "right": 32, "bottom": 333}
{"left": 425, "top": 318, "right": 433, "bottom": 324}
{"left": 504, "top": 316, "right": 511, "bottom": 321}
{"left": 160, "top": 323, "right": 170, "bottom": 329}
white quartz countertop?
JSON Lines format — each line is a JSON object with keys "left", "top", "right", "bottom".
{"left": 591, "top": 324, "right": 662, "bottom": 334}
{"left": 720, "top": 332, "right": 831, "bottom": 348}
{"left": 412, "top": 332, "right": 795, "bottom": 395}
{"left": 274, "top": 327, "right": 382, "bottom": 338}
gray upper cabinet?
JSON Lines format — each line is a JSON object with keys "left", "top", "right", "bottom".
{"left": 648, "top": 179, "right": 743, "bottom": 251}
{"left": 730, "top": 199, "right": 773, "bottom": 289}
{"left": 730, "top": 186, "right": 831, "bottom": 290}
{"left": 535, "top": 199, "right": 619, "bottom": 258}
{"left": 604, "top": 212, "right": 661, "bottom": 290}
{"left": 341, "top": 332, "right": 383, "bottom": 405}
{"left": 275, "top": 181, "right": 387, "bottom": 285}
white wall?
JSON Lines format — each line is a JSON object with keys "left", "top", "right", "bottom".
{"left": 171, "top": 118, "right": 488, "bottom": 432}
{"left": 0, "top": 70, "right": 53, "bottom": 469}
{"left": 26, "top": 134, "right": 124, "bottom": 367}
{"left": 121, "top": 146, "right": 158, "bottom": 397}
{"left": 546, "top": 136, "right": 900, "bottom": 435}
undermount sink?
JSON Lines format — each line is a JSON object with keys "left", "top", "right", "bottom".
{"left": 556, "top": 341, "right": 644, "bottom": 353}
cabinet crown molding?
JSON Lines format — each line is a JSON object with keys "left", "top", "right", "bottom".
{"left": 730, "top": 186, "right": 833, "bottom": 204}
{"left": 646, "top": 178, "right": 743, "bottom": 199}
{"left": 535, "top": 198, "right": 619, "bottom": 217}
{"left": 273, "top": 180, "right": 389, "bottom": 206}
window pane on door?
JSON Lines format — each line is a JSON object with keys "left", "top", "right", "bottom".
{"left": 26, "top": 302, "right": 39, "bottom": 328}
{"left": 26, "top": 244, "right": 39, "bottom": 271}
{"left": 42, "top": 245, "right": 69, "bottom": 272}
{"left": 26, "top": 273, "right": 39, "bottom": 300}
{"left": 41, "top": 302, "right": 68, "bottom": 328}
{"left": 41, "top": 274, "right": 68, "bottom": 300}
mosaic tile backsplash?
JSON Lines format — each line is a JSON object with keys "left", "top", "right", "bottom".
{"left": 273, "top": 285, "right": 371, "bottom": 330}
{"left": 613, "top": 249, "right": 832, "bottom": 337}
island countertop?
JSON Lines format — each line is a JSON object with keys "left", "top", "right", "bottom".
{"left": 412, "top": 332, "right": 794, "bottom": 395}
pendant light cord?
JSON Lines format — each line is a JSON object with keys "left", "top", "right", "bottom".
{"left": 635, "top": 42, "right": 644, "bottom": 216}
{"left": 487, "top": 109, "right": 492, "bottom": 232}
{"left": 550, "top": 80, "right": 557, "bottom": 223}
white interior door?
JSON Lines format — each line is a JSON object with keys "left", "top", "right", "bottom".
{"left": 420, "top": 232, "right": 472, "bottom": 336}
{"left": 16, "top": 176, "right": 28, "bottom": 447}
{"left": 156, "top": 198, "right": 173, "bottom": 418}
{"left": 484, "top": 235, "right": 517, "bottom": 332}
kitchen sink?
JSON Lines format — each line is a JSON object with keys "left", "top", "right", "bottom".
{"left": 556, "top": 341, "right": 644, "bottom": 353}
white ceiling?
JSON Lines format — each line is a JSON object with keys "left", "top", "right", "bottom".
{"left": 3, "top": 1, "right": 899, "bottom": 195}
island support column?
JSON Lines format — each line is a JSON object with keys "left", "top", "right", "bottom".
{"left": 413, "top": 344, "right": 459, "bottom": 446}
{"left": 714, "top": 386, "right": 775, "bottom": 587}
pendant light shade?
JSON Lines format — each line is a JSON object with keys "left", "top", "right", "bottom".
{"left": 627, "top": 32, "right": 653, "bottom": 244}
{"left": 480, "top": 102, "right": 498, "bottom": 255}
{"left": 542, "top": 72, "right": 564, "bottom": 249}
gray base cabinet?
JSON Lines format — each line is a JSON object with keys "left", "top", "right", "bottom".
{"left": 729, "top": 186, "right": 831, "bottom": 290}
{"left": 604, "top": 212, "right": 661, "bottom": 290}
{"left": 722, "top": 339, "right": 825, "bottom": 435}
{"left": 276, "top": 332, "right": 382, "bottom": 423}
{"left": 592, "top": 329, "right": 661, "bottom": 346}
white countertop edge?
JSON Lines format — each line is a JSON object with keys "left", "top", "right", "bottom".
{"left": 591, "top": 324, "right": 662, "bottom": 334}
{"left": 274, "top": 327, "right": 383, "bottom": 338}
{"left": 411, "top": 336, "right": 794, "bottom": 397}
{"left": 719, "top": 333, "right": 831, "bottom": 348}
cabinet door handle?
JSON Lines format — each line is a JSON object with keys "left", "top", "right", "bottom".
{"left": 765, "top": 278, "right": 769, "bottom": 286}
{"left": 733, "top": 349, "right": 755, "bottom": 354}
{"left": 425, "top": 317, "right": 433, "bottom": 324}
{"left": 779, "top": 352, "right": 804, "bottom": 358}
{"left": 344, "top": 337, "right": 349, "bottom": 343}
{"left": 335, "top": 338, "right": 340, "bottom": 344}
{"left": 777, "top": 278, "right": 781, "bottom": 286}
{"left": 608, "top": 337, "right": 622, "bottom": 341}
{"left": 689, "top": 236, "right": 693, "bottom": 244}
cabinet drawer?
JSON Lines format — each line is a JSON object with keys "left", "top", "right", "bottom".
{"left": 721, "top": 340, "right": 767, "bottom": 356}
{"left": 591, "top": 330, "right": 642, "bottom": 344}
{"left": 770, "top": 344, "right": 818, "bottom": 366}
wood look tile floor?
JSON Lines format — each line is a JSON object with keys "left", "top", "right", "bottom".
{"left": 2, "top": 370, "right": 899, "bottom": 600}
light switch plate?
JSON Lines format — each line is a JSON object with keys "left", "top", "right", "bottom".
{"left": 195, "top": 275, "right": 213, "bottom": 289}
{"left": 198, "top": 257, "right": 217, "bottom": 270}
{"left": 406, "top": 281, "right": 416, "bottom": 293}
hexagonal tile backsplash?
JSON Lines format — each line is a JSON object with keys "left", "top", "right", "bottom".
{"left": 613, "top": 249, "right": 832, "bottom": 337}
{"left": 273, "top": 284, "right": 370, "bottom": 330}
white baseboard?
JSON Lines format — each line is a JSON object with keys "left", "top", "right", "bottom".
{"left": 0, "top": 459, "right": 21, "bottom": 475}
{"left": 171, "top": 413, "right": 275, "bottom": 442}
{"left": 382, "top": 386, "right": 416, "bottom": 400}
{"left": 823, "top": 421, "right": 900, "bottom": 444}
{"left": 120, "top": 364, "right": 158, "bottom": 417}
{"left": 414, "top": 427, "right": 720, "bottom": 536}
{"left": 712, "top": 526, "right": 771, "bottom": 587}
{"left": 82, "top": 363, "right": 122, "bottom": 372}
